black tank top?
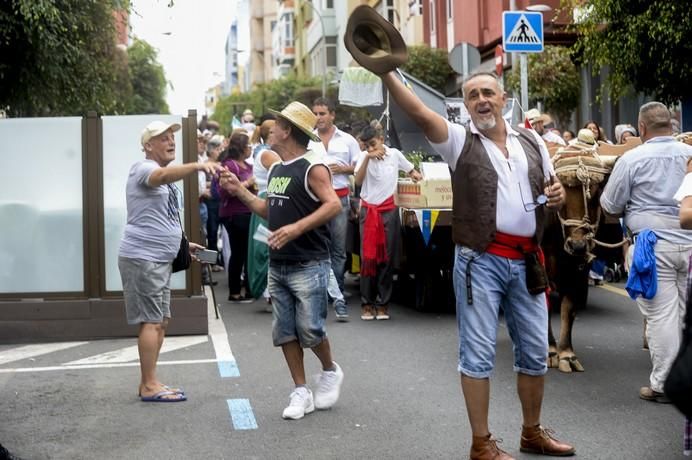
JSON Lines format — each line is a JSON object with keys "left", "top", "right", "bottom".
{"left": 267, "top": 150, "right": 331, "bottom": 262}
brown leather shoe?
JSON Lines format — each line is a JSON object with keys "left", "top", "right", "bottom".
{"left": 639, "top": 386, "right": 672, "bottom": 403}
{"left": 375, "top": 305, "right": 390, "bottom": 320}
{"left": 360, "top": 305, "right": 375, "bottom": 321}
{"left": 520, "top": 425, "right": 575, "bottom": 456}
{"left": 470, "top": 434, "right": 515, "bottom": 460}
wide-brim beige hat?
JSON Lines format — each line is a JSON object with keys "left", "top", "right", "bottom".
{"left": 141, "top": 121, "right": 181, "bottom": 146}
{"left": 268, "top": 101, "right": 320, "bottom": 142}
{"left": 525, "top": 108, "right": 552, "bottom": 125}
{"left": 344, "top": 5, "right": 408, "bottom": 75}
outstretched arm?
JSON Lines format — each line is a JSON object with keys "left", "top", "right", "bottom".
{"left": 218, "top": 170, "right": 269, "bottom": 219}
{"left": 148, "top": 161, "right": 222, "bottom": 187}
{"left": 381, "top": 72, "right": 448, "bottom": 144}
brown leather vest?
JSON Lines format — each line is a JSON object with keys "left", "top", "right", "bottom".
{"left": 451, "top": 126, "right": 546, "bottom": 251}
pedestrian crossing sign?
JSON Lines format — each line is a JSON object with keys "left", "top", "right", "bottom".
{"left": 502, "top": 11, "right": 544, "bottom": 53}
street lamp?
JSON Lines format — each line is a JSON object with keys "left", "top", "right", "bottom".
{"left": 305, "top": 0, "right": 327, "bottom": 97}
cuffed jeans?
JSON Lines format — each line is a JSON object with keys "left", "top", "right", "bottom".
{"left": 634, "top": 239, "right": 691, "bottom": 392}
{"left": 453, "top": 245, "right": 548, "bottom": 378}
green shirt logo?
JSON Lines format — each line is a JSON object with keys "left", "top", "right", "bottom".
{"left": 267, "top": 176, "right": 292, "bottom": 195}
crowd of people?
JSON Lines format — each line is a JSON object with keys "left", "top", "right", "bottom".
{"left": 113, "top": 90, "right": 691, "bottom": 454}
{"left": 113, "top": 33, "right": 691, "bottom": 459}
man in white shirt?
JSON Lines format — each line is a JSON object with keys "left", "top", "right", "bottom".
{"left": 309, "top": 97, "right": 361, "bottom": 296}
{"left": 378, "top": 70, "right": 573, "bottom": 459}
{"left": 525, "top": 108, "right": 566, "bottom": 147}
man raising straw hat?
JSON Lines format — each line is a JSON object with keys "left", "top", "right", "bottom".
{"left": 219, "top": 101, "right": 345, "bottom": 420}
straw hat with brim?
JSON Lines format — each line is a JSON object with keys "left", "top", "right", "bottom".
{"left": 268, "top": 101, "right": 320, "bottom": 142}
{"left": 141, "top": 121, "right": 181, "bottom": 146}
{"left": 525, "top": 108, "right": 552, "bottom": 125}
{"left": 344, "top": 5, "right": 408, "bottom": 75}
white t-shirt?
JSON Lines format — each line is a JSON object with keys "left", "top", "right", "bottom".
{"left": 428, "top": 119, "right": 554, "bottom": 237}
{"left": 253, "top": 148, "right": 274, "bottom": 195}
{"left": 542, "top": 130, "right": 567, "bottom": 145}
{"left": 355, "top": 145, "right": 414, "bottom": 205}
{"left": 197, "top": 153, "right": 208, "bottom": 197}
{"left": 309, "top": 127, "right": 360, "bottom": 190}
{"left": 674, "top": 173, "right": 692, "bottom": 202}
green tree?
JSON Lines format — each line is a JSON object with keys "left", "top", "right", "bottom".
{"left": 505, "top": 45, "right": 580, "bottom": 127}
{"left": 567, "top": 0, "right": 692, "bottom": 105}
{"left": 212, "top": 74, "right": 370, "bottom": 135}
{"left": 212, "top": 74, "right": 323, "bottom": 133}
{"left": 0, "top": 0, "right": 129, "bottom": 116}
{"left": 126, "top": 38, "right": 169, "bottom": 114}
{"left": 401, "top": 45, "right": 455, "bottom": 94}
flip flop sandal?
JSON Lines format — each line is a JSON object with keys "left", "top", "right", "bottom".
{"left": 140, "top": 390, "right": 187, "bottom": 403}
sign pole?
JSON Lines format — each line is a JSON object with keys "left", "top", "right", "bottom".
{"left": 520, "top": 53, "right": 528, "bottom": 111}
{"left": 502, "top": 10, "right": 544, "bottom": 112}
{"left": 462, "top": 42, "right": 469, "bottom": 77}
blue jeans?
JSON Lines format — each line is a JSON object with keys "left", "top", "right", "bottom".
{"left": 269, "top": 260, "right": 330, "bottom": 348}
{"left": 453, "top": 245, "right": 548, "bottom": 378}
{"left": 328, "top": 195, "right": 350, "bottom": 294}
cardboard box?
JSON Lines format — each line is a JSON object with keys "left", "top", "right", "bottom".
{"left": 395, "top": 162, "right": 453, "bottom": 209}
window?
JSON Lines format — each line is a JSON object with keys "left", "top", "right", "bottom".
{"left": 447, "top": 0, "right": 453, "bottom": 21}
{"left": 429, "top": 0, "right": 436, "bottom": 32}
{"left": 326, "top": 36, "right": 337, "bottom": 67}
{"left": 281, "top": 13, "right": 293, "bottom": 48}
{"left": 409, "top": 0, "right": 422, "bottom": 16}
{"left": 325, "top": 0, "right": 333, "bottom": 9}
{"left": 379, "top": 0, "right": 396, "bottom": 24}
{"left": 429, "top": 0, "right": 436, "bottom": 47}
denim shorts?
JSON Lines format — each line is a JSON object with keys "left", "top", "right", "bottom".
{"left": 268, "top": 259, "right": 330, "bottom": 348}
{"left": 452, "top": 245, "right": 548, "bottom": 378}
{"left": 118, "top": 256, "right": 172, "bottom": 325}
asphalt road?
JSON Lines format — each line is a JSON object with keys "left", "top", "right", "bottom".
{"left": 0, "top": 274, "right": 686, "bottom": 460}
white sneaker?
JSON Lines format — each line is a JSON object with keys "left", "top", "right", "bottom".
{"left": 282, "top": 387, "right": 314, "bottom": 420}
{"left": 314, "top": 362, "right": 344, "bottom": 410}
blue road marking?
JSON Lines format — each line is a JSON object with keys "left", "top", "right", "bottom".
{"left": 227, "top": 399, "right": 258, "bottom": 430}
{"left": 218, "top": 360, "right": 239, "bottom": 377}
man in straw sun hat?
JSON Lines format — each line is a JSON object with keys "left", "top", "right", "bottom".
{"left": 219, "top": 101, "right": 345, "bottom": 420}
{"left": 344, "top": 5, "right": 574, "bottom": 459}
{"left": 525, "top": 108, "right": 566, "bottom": 147}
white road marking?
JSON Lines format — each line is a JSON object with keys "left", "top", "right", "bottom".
{"left": 64, "top": 335, "right": 209, "bottom": 365}
{"left": 0, "top": 358, "right": 220, "bottom": 374}
{"left": 206, "top": 285, "right": 235, "bottom": 362}
{"left": 0, "top": 341, "right": 88, "bottom": 366}
{"left": 0, "top": 286, "right": 234, "bottom": 375}
{"left": 597, "top": 283, "right": 629, "bottom": 298}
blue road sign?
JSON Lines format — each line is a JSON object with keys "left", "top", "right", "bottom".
{"left": 502, "top": 11, "right": 544, "bottom": 53}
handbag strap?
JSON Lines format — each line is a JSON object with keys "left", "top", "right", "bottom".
{"left": 167, "top": 183, "right": 186, "bottom": 238}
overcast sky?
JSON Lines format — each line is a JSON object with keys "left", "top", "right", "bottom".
{"left": 129, "top": 0, "right": 238, "bottom": 116}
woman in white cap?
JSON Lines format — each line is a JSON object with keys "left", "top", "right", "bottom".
{"left": 118, "top": 121, "right": 222, "bottom": 402}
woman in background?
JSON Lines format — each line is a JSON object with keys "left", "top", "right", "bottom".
{"left": 247, "top": 119, "right": 281, "bottom": 305}
{"left": 218, "top": 131, "right": 257, "bottom": 302}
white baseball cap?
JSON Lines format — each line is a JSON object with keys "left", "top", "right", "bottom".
{"left": 140, "top": 121, "right": 181, "bottom": 146}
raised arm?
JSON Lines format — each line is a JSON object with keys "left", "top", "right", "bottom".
{"left": 381, "top": 72, "right": 448, "bottom": 144}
